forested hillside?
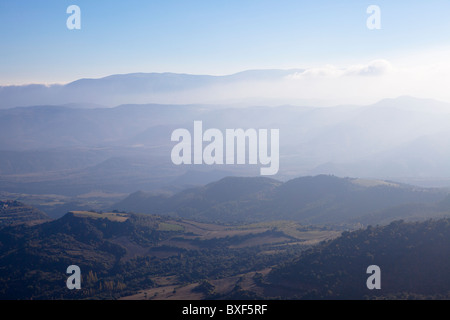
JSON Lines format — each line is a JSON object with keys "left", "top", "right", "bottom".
{"left": 265, "top": 219, "right": 450, "bottom": 299}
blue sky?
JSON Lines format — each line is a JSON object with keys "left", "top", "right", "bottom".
{"left": 1, "top": 1, "right": 450, "bottom": 85}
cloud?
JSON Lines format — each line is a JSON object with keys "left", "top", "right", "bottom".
{"left": 287, "top": 59, "right": 393, "bottom": 80}
{"left": 344, "top": 59, "right": 393, "bottom": 76}
{"left": 288, "top": 65, "right": 343, "bottom": 78}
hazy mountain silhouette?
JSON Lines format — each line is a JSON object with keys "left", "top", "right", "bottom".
{"left": 113, "top": 175, "right": 448, "bottom": 225}
{"left": 2, "top": 94, "right": 450, "bottom": 195}
{"left": 0, "top": 70, "right": 304, "bottom": 109}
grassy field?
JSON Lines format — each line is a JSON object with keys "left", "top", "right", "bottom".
{"left": 233, "top": 220, "right": 339, "bottom": 243}
{"left": 70, "top": 211, "right": 130, "bottom": 222}
{"left": 158, "top": 222, "right": 185, "bottom": 232}
{"left": 351, "top": 178, "right": 400, "bottom": 188}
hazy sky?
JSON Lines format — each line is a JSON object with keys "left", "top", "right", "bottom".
{"left": 1, "top": 0, "right": 450, "bottom": 103}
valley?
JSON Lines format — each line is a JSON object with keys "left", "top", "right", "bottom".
{"left": 1, "top": 174, "right": 449, "bottom": 300}
{"left": 0, "top": 204, "right": 338, "bottom": 300}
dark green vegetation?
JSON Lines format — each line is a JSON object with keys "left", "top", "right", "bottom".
{"left": 114, "top": 175, "right": 448, "bottom": 226}
{"left": 0, "top": 210, "right": 331, "bottom": 299}
{"left": 120, "top": 218, "right": 450, "bottom": 300}
{"left": 264, "top": 218, "right": 450, "bottom": 300}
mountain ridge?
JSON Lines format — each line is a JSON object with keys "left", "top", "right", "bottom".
{"left": 0, "top": 69, "right": 305, "bottom": 109}
{"left": 112, "top": 175, "right": 448, "bottom": 225}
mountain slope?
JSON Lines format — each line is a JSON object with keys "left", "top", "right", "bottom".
{"left": 0, "top": 210, "right": 322, "bottom": 299}
{"left": 113, "top": 175, "right": 447, "bottom": 225}
{"left": 265, "top": 218, "right": 450, "bottom": 299}
{"left": 0, "top": 200, "right": 50, "bottom": 227}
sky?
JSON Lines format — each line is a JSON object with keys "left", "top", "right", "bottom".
{"left": 1, "top": 0, "right": 450, "bottom": 104}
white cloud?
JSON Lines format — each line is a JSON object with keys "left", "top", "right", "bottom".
{"left": 288, "top": 65, "right": 344, "bottom": 79}
{"left": 344, "top": 59, "right": 393, "bottom": 76}
{"left": 287, "top": 59, "right": 393, "bottom": 80}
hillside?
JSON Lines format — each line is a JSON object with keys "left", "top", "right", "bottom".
{"left": 0, "top": 200, "right": 50, "bottom": 227}
{"left": 1, "top": 201, "right": 449, "bottom": 300}
{"left": 263, "top": 218, "right": 450, "bottom": 299}
{"left": 119, "top": 218, "right": 450, "bottom": 300}
{"left": 0, "top": 211, "right": 333, "bottom": 299}
{"left": 113, "top": 175, "right": 448, "bottom": 226}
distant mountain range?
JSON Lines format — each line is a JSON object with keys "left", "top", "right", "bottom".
{"left": 0, "top": 70, "right": 304, "bottom": 109}
{"left": 2, "top": 96, "right": 450, "bottom": 195}
{"left": 113, "top": 175, "right": 450, "bottom": 226}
